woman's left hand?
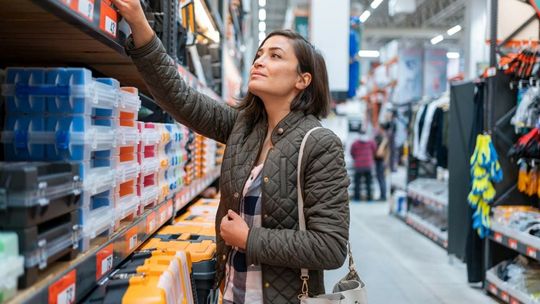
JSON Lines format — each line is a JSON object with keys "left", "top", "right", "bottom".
{"left": 220, "top": 210, "right": 249, "bottom": 250}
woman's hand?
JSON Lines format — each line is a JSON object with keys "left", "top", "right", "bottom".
{"left": 110, "top": 0, "right": 154, "bottom": 47}
{"left": 220, "top": 210, "right": 249, "bottom": 250}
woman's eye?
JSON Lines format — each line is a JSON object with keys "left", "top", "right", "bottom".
{"left": 272, "top": 54, "right": 281, "bottom": 59}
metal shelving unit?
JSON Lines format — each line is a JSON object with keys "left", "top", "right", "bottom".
{"left": 405, "top": 212, "right": 448, "bottom": 249}
{"left": 7, "top": 168, "right": 220, "bottom": 304}
{"left": 0, "top": 1, "right": 225, "bottom": 303}
{"left": 486, "top": 266, "right": 539, "bottom": 304}
{"left": 490, "top": 221, "right": 540, "bottom": 262}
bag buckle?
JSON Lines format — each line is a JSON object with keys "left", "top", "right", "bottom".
{"left": 298, "top": 275, "right": 310, "bottom": 299}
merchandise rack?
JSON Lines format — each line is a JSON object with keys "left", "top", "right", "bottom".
{"left": 405, "top": 212, "right": 448, "bottom": 249}
{"left": 486, "top": 267, "right": 538, "bottom": 304}
{"left": 489, "top": 221, "right": 540, "bottom": 261}
{"left": 0, "top": 0, "right": 220, "bottom": 101}
{"left": 7, "top": 168, "right": 220, "bottom": 304}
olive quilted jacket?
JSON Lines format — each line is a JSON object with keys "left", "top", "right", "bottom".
{"left": 127, "top": 35, "right": 350, "bottom": 303}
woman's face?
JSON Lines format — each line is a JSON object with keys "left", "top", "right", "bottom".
{"left": 248, "top": 35, "right": 304, "bottom": 99}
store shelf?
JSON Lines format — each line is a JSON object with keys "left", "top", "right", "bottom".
{"left": 7, "top": 170, "right": 220, "bottom": 304}
{"left": 0, "top": 0, "right": 221, "bottom": 101}
{"left": 490, "top": 221, "right": 540, "bottom": 261}
{"left": 486, "top": 266, "right": 539, "bottom": 304}
{"left": 405, "top": 212, "right": 448, "bottom": 248}
{"left": 407, "top": 180, "right": 448, "bottom": 209}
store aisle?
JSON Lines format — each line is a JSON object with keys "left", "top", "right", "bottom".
{"left": 324, "top": 202, "right": 496, "bottom": 304}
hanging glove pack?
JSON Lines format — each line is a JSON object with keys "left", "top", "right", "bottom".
{"left": 468, "top": 134, "right": 503, "bottom": 238}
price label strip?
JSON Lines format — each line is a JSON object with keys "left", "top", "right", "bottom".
{"left": 99, "top": 0, "right": 117, "bottom": 37}
{"left": 96, "top": 244, "right": 114, "bottom": 280}
{"left": 77, "top": 0, "right": 95, "bottom": 21}
{"left": 49, "top": 270, "right": 76, "bottom": 304}
{"left": 146, "top": 211, "right": 157, "bottom": 234}
{"left": 125, "top": 227, "right": 138, "bottom": 252}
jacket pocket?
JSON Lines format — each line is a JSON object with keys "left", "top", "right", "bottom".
{"left": 280, "top": 157, "right": 288, "bottom": 198}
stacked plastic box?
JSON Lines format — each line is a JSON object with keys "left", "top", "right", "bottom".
{"left": 0, "top": 162, "right": 82, "bottom": 287}
{"left": 138, "top": 122, "right": 161, "bottom": 212}
{"left": 1, "top": 67, "right": 118, "bottom": 251}
{"left": 215, "top": 143, "right": 225, "bottom": 166}
{"left": 183, "top": 129, "right": 196, "bottom": 186}
{"left": 0, "top": 233, "right": 24, "bottom": 302}
{"left": 114, "top": 88, "right": 141, "bottom": 229}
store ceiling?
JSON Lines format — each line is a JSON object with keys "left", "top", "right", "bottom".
{"left": 263, "top": 0, "right": 466, "bottom": 48}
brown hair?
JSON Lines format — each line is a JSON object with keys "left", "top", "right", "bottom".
{"left": 237, "top": 29, "right": 331, "bottom": 125}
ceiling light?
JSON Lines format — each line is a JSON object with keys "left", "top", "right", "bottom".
{"left": 358, "top": 50, "right": 380, "bottom": 58}
{"left": 259, "top": 8, "right": 266, "bottom": 21}
{"left": 447, "top": 52, "right": 460, "bottom": 59}
{"left": 447, "top": 25, "right": 462, "bottom": 36}
{"left": 359, "top": 10, "right": 371, "bottom": 23}
{"left": 430, "top": 34, "right": 444, "bottom": 45}
{"left": 370, "top": 0, "right": 384, "bottom": 9}
{"left": 259, "top": 31, "right": 266, "bottom": 41}
{"left": 259, "top": 21, "right": 266, "bottom": 32}
{"left": 259, "top": 0, "right": 266, "bottom": 7}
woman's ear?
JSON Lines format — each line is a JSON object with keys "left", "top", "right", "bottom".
{"left": 296, "top": 72, "right": 312, "bottom": 90}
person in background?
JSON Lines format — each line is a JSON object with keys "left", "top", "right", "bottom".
{"left": 350, "top": 130, "right": 377, "bottom": 201}
{"left": 375, "top": 126, "right": 390, "bottom": 201}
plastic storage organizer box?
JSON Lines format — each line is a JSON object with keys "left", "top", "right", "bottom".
{"left": 0, "top": 233, "right": 24, "bottom": 303}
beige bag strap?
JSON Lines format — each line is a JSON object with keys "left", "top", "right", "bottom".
{"left": 297, "top": 127, "right": 358, "bottom": 299}
{"left": 297, "top": 127, "right": 321, "bottom": 298}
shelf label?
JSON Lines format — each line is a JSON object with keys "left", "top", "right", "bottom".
{"left": 527, "top": 247, "right": 537, "bottom": 259}
{"left": 125, "top": 227, "right": 138, "bottom": 251}
{"left": 96, "top": 244, "right": 114, "bottom": 280}
{"left": 146, "top": 211, "right": 157, "bottom": 234}
{"left": 501, "top": 291, "right": 509, "bottom": 302}
{"left": 99, "top": 1, "right": 117, "bottom": 37}
{"left": 508, "top": 239, "right": 518, "bottom": 250}
{"left": 494, "top": 233, "right": 503, "bottom": 243}
{"left": 488, "top": 284, "right": 497, "bottom": 295}
{"left": 49, "top": 270, "right": 76, "bottom": 304}
{"left": 510, "top": 298, "right": 519, "bottom": 304}
{"left": 77, "top": 0, "right": 95, "bottom": 21}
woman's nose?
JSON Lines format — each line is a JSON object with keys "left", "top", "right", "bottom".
{"left": 253, "top": 56, "right": 265, "bottom": 68}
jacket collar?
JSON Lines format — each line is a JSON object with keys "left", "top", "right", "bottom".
{"left": 269, "top": 111, "right": 308, "bottom": 145}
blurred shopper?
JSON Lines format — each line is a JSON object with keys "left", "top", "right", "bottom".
{"left": 350, "top": 130, "right": 377, "bottom": 201}
{"left": 375, "top": 126, "right": 390, "bottom": 201}
{"left": 113, "top": 0, "right": 350, "bottom": 302}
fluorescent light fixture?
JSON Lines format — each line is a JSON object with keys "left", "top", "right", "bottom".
{"left": 358, "top": 50, "right": 380, "bottom": 58}
{"left": 359, "top": 10, "right": 371, "bottom": 23}
{"left": 430, "top": 34, "right": 444, "bottom": 45}
{"left": 447, "top": 52, "right": 460, "bottom": 59}
{"left": 259, "top": 0, "right": 266, "bottom": 7}
{"left": 259, "top": 8, "right": 266, "bottom": 21}
{"left": 259, "top": 21, "right": 266, "bottom": 32}
{"left": 447, "top": 25, "right": 462, "bottom": 36}
{"left": 259, "top": 31, "right": 266, "bottom": 41}
{"left": 370, "top": 0, "right": 384, "bottom": 9}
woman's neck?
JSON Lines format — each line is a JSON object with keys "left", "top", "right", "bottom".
{"left": 260, "top": 94, "right": 296, "bottom": 131}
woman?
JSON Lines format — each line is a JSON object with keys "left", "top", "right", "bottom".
{"left": 112, "top": 1, "right": 350, "bottom": 302}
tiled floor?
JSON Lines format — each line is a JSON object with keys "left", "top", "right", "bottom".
{"left": 324, "top": 201, "right": 497, "bottom": 304}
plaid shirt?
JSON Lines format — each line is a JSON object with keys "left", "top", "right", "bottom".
{"left": 223, "top": 164, "right": 263, "bottom": 303}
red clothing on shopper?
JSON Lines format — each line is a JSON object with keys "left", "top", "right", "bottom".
{"left": 351, "top": 139, "right": 377, "bottom": 170}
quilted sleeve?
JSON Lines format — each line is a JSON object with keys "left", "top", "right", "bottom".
{"left": 246, "top": 129, "right": 350, "bottom": 270}
{"left": 127, "top": 34, "right": 238, "bottom": 144}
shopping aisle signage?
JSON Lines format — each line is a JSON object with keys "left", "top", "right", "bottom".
{"left": 96, "top": 244, "right": 114, "bottom": 280}
{"left": 49, "top": 270, "right": 76, "bottom": 304}
{"left": 100, "top": 0, "right": 117, "bottom": 37}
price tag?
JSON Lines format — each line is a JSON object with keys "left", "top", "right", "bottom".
{"left": 510, "top": 298, "right": 519, "bottom": 304}
{"left": 96, "top": 244, "right": 114, "bottom": 280}
{"left": 494, "top": 233, "right": 503, "bottom": 243}
{"left": 125, "top": 227, "right": 138, "bottom": 251}
{"left": 527, "top": 247, "right": 537, "bottom": 259}
{"left": 49, "top": 270, "right": 76, "bottom": 304}
{"left": 166, "top": 200, "right": 173, "bottom": 218}
{"left": 487, "top": 67, "right": 497, "bottom": 77}
{"left": 488, "top": 284, "right": 497, "bottom": 295}
{"left": 501, "top": 291, "right": 509, "bottom": 302}
{"left": 77, "top": 0, "right": 94, "bottom": 21}
{"left": 146, "top": 211, "right": 157, "bottom": 234}
{"left": 159, "top": 205, "right": 167, "bottom": 224}
{"left": 508, "top": 239, "right": 518, "bottom": 250}
{"left": 99, "top": 1, "right": 117, "bottom": 37}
